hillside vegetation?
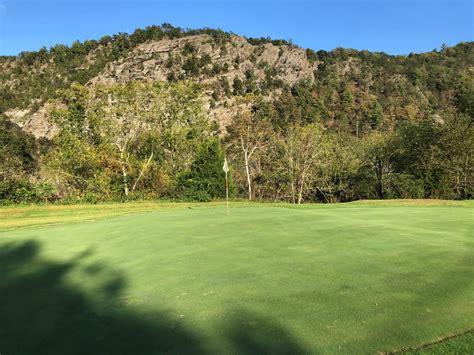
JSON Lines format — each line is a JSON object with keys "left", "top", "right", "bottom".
{"left": 1, "top": 24, "right": 472, "bottom": 204}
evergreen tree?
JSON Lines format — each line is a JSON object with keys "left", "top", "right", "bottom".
{"left": 370, "top": 101, "right": 384, "bottom": 129}
{"left": 177, "top": 139, "right": 232, "bottom": 201}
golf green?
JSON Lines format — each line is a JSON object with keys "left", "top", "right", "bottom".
{"left": 1, "top": 203, "right": 473, "bottom": 354}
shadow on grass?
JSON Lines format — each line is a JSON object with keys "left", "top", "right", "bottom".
{"left": 0, "top": 240, "right": 310, "bottom": 354}
{"left": 222, "top": 309, "right": 310, "bottom": 354}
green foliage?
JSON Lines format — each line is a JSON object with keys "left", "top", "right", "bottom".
{"left": 0, "top": 116, "right": 46, "bottom": 204}
{"left": 247, "top": 36, "right": 296, "bottom": 48}
{"left": 182, "top": 190, "right": 212, "bottom": 202}
{"left": 44, "top": 81, "right": 212, "bottom": 202}
{"left": 305, "top": 48, "right": 318, "bottom": 63}
{"left": 455, "top": 77, "right": 474, "bottom": 117}
{"left": 177, "top": 139, "right": 232, "bottom": 201}
{"left": 233, "top": 77, "right": 245, "bottom": 95}
{"left": 432, "top": 113, "right": 473, "bottom": 199}
{"left": 1, "top": 26, "right": 473, "bottom": 204}
{"left": 182, "top": 56, "right": 201, "bottom": 76}
{"left": 369, "top": 101, "right": 384, "bottom": 128}
{"left": 220, "top": 77, "right": 232, "bottom": 96}
{"left": 384, "top": 173, "right": 425, "bottom": 199}
{"left": 0, "top": 117, "right": 38, "bottom": 177}
{"left": 0, "top": 179, "right": 56, "bottom": 204}
{"left": 262, "top": 66, "right": 283, "bottom": 90}
{"left": 182, "top": 42, "right": 197, "bottom": 55}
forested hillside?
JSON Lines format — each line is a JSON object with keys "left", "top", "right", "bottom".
{"left": 1, "top": 24, "right": 472, "bottom": 203}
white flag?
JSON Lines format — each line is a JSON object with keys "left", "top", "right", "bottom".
{"left": 223, "top": 158, "right": 229, "bottom": 173}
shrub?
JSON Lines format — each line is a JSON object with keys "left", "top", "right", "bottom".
{"left": 385, "top": 174, "right": 425, "bottom": 199}
{"left": 0, "top": 179, "right": 57, "bottom": 204}
{"left": 183, "top": 190, "right": 212, "bottom": 202}
{"left": 176, "top": 139, "right": 231, "bottom": 200}
{"left": 182, "top": 42, "right": 196, "bottom": 55}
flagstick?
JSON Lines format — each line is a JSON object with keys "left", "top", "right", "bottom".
{"left": 223, "top": 157, "right": 230, "bottom": 215}
{"left": 225, "top": 170, "right": 229, "bottom": 215}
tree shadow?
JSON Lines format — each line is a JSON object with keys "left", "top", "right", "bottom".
{"left": 0, "top": 240, "right": 204, "bottom": 354}
{"left": 0, "top": 240, "right": 311, "bottom": 354}
{"left": 222, "top": 309, "right": 312, "bottom": 354}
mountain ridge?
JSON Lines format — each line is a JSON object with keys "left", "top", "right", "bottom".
{"left": 1, "top": 24, "right": 473, "bottom": 139}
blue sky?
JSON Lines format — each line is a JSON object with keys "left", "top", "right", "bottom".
{"left": 0, "top": 0, "right": 472, "bottom": 56}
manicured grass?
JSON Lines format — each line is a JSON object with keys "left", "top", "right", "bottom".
{"left": 1, "top": 201, "right": 473, "bottom": 354}
{"left": 0, "top": 201, "right": 225, "bottom": 230}
{"left": 402, "top": 330, "right": 473, "bottom": 354}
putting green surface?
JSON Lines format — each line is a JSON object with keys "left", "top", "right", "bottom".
{"left": 1, "top": 202, "right": 473, "bottom": 354}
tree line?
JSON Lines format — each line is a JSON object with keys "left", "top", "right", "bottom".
{"left": 1, "top": 80, "right": 471, "bottom": 204}
{"left": 227, "top": 96, "right": 472, "bottom": 202}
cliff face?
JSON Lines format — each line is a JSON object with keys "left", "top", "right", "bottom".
{"left": 4, "top": 106, "right": 58, "bottom": 139}
{"left": 91, "top": 35, "right": 316, "bottom": 85}
{"left": 4, "top": 34, "right": 319, "bottom": 138}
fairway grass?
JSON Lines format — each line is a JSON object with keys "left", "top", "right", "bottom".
{"left": 1, "top": 201, "right": 473, "bottom": 353}
{"left": 402, "top": 330, "right": 473, "bottom": 354}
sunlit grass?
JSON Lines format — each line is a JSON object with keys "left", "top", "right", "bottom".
{"left": 1, "top": 199, "right": 471, "bottom": 231}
